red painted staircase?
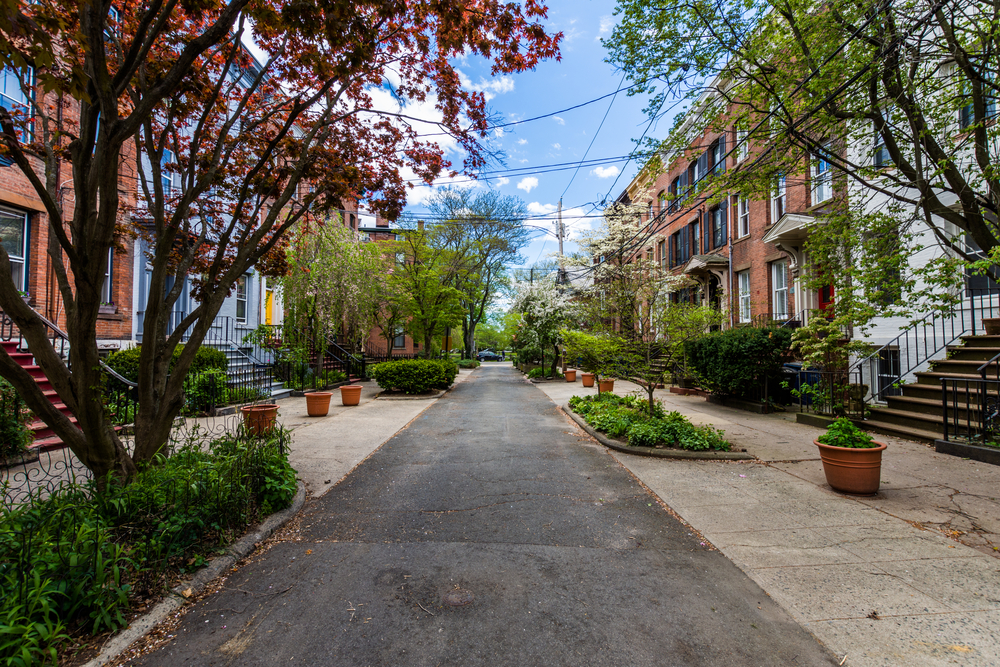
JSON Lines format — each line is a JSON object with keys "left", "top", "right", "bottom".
{"left": 2, "top": 340, "right": 77, "bottom": 450}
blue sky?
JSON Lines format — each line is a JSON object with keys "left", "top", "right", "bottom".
{"left": 400, "top": 0, "right": 678, "bottom": 269}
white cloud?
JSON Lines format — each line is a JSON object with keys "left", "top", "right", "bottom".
{"left": 591, "top": 165, "right": 620, "bottom": 179}
{"left": 527, "top": 202, "right": 558, "bottom": 215}
{"left": 517, "top": 177, "right": 539, "bottom": 193}
{"left": 598, "top": 16, "right": 614, "bottom": 35}
{"left": 497, "top": 177, "right": 510, "bottom": 186}
{"left": 552, "top": 143, "right": 561, "bottom": 150}
{"left": 457, "top": 70, "right": 516, "bottom": 102}
{"left": 494, "top": 127, "right": 505, "bottom": 138}
{"left": 517, "top": 138, "right": 528, "bottom": 145}
{"left": 553, "top": 116, "right": 566, "bottom": 125}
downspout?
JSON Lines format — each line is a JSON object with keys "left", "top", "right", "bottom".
{"left": 728, "top": 193, "right": 734, "bottom": 328}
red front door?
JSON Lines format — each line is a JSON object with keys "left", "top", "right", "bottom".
{"left": 818, "top": 283, "right": 835, "bottom": 312}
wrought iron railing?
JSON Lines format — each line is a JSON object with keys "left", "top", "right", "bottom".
{"left": 784, "top": 368, "right": 867, "bottom": 420}
{"left": 852, "top": 287, "right": 1000, "bottom": 404}
{"left": 940, "top": 376, "right": 1000, "bottom": 445}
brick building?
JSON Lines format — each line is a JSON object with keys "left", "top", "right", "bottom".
{"left": 0, "top": 66, "right": 135, "bottom": 349}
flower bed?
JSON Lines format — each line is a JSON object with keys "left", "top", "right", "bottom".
{"left": 568, "top": 393, "right": 731, "bottom": 451}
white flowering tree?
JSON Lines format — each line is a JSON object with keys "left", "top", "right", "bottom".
{"left": 570, "top": 200, "right": 722, "bottom": 413}
{"left": 510, "top": 278, "right": 575, "bottom": 377}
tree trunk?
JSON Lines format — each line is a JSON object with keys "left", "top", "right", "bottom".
{"left": 550, "top": 343, "right": 559, "bottom": 377}
{"left": 424, "top": 332, "right": 433, "bottom": 359}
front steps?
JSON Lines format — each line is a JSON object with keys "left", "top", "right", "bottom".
{"left": 2, "top": 340, "right": 78, "bottom": 450}
{"left": 863, "top": 334, "right": 1000, "bottom": 443}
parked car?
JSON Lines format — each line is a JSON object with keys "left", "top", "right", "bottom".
{"left": 477, "top": 350, "right": 502, "bottom": 362}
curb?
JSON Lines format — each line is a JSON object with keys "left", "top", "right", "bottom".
{"left": 375, "top": 389, "right": 447, "bottom": 400}
{"left": 83, "top": 481, "right": 307, "bottom": 667}
{"left": 560, "top": 404, "right": 755, "bottom": 461}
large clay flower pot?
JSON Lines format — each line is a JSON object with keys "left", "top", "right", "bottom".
{"left": 815, "top": 439, "right": 887, "bottom": 495}
{"left": 340, "top": 384, "right": 363, "bottom": 406}
{"left": 241, "top": 404, "right": 278, "bottom": 435}
{"left": 581, "top": 372, "right": 595, "bottom": 387}
{"left": 598, "top": 378, "right": 615, "bottom": 394}
{"left": 984, "top": 318, "right": 1000, "bottom": 336}
{"left": 565, "top": 370, "right": 577, "bottom": 382}
{"left": 305, "top": 391, "right": 333, "bottom": 417}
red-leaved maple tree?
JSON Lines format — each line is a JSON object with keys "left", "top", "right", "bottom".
{"left": 0, "top": 0, "right": 560, "bottom": 483}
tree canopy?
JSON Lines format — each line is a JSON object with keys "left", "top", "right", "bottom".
{"left": 605, "top": 0, "right": 999, "bottom": 328}
{"left": 0, "top": 0, "right": 560, "bottom": 481}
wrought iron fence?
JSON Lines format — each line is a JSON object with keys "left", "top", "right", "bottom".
{"left": 784, "top": 368, "right": 867, "bottom": 419}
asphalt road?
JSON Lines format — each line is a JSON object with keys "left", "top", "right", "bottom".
{"left": 133, "top": 365, "right": 836, "bottom": 666}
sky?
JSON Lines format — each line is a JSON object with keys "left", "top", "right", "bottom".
{"left": 396, "top": 0, "right": 679, "bottom": 271}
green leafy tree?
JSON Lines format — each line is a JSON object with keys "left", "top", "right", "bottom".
{"left": 426, "top": 188, "right": 531, "bottom": 358}
{"left": 392, "top": 225, "right": 465, "bottom": 359}
{"left": 604, "top": 0, "right": 999, "bottom": 332}
{"left": 570, "top": 200, "right": 721, "bottom": 413}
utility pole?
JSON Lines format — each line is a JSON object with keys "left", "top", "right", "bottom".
{"left": 557, "top": 197, "right": 565, "bottom": 285}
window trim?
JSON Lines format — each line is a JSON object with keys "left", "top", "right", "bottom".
{"left": 737, "top": 196, "right": 750, "bottom": 238}
{"left": 771, "top": 260, "right": 789, "bottom": 319}
{"left": 235, "top": 274, "right": 248, "bottom": 323}
{"left": 738, "top": 270, "right": 751, "bottom": 323}
{"left": 0, "top": 205, "right": 28, "bottom": 292}
{"left": 771, "top": 175, "right": 786, "bottom": 223}
{"left": 812, "top": 144, "right": 833, "bottom": 205}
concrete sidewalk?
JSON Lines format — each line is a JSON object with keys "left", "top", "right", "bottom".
{"left": 274, "top": 368, "right": 476, "bottom": 497}
{"left": 533, "top": 375, "right": 1000, "bottom": 667}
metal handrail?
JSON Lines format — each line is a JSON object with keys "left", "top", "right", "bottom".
{"left": 979, "top": 350, "right": 1000, "bottom": 380}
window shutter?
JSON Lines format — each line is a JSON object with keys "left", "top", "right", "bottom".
{"left": 717, "top": 133, "right": 727, "bottom": 172}
{"left": 703, "top": 210, "right": 712, "bottom": 250}
{"left": 721, "top": 203, "right": 728, "bottom": 244}
{"left": 681, "top": 225, "right": 689, "bottom": 262}
{"left": 696, "top": 152, "right": 709, "bottom": 186}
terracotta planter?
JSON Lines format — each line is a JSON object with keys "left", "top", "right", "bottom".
{"left": 985, "top": 318, "right": 1000, "bottom": 336}
{"left": 340, "top": 384, "right": 363, "bottom": 406}
{"left": 565, "top": 370, "right": 577, "bottom": 382}
{"left": 815, "top": 439, "right": 887, "bottom": 495}
{"left": 581, "top": 373, "right": 595, "bottom": 387}
{"left": 598, "top": 378, "right": 615, "bottom": 394}
{"left": 305, "top": 391, "right": 333, "bottom": 417}
{"left": 241, "top": 404, "right": 278, "bottom": 435}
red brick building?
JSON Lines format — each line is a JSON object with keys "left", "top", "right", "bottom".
{"left": 0, "top": 66, "right": 135, "bottom": 349}
{"left": 617, "top": 115, "right": 833, "bottom": 327}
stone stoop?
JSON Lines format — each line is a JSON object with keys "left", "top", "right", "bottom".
{"left": 863, "top": 334, "right": 1000, "bottom": 443}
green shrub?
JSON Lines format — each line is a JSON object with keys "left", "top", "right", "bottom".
{"left": 0, "top": 377, "right": 33, "bottom": 459}
{"left": 370, "top": 359, "right": 455, "bottom": 393}
{"left": 183, "top": 369, "right": 228, "bottom": 413}
{"left": 0, "top": 429, "right": 296, "bottom": 664}
{"left": 685, "top": 327, "right": 792, "bottom": 399}
{"left": 457, "top": 359, "right": 480, "bottom": 369}
{"left": 569, "top": 393, "right": 730, "bottom": 451}
{"left": 817, "top": 417, "right": 877, "bottom": 448}
{"left": 105, "top": 344, "right": 228, "bottom": 384}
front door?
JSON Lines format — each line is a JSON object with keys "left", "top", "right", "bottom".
{"left": 818, "top": 283, "right": 834, "bottom": 312}
{"left": 265, "top": 288, "right": 274, "bottom": 325}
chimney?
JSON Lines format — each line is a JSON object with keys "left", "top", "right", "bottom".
{"left": 418, "top": 220, "right": 424, "bottom": 232}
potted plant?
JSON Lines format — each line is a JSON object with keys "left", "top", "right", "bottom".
{"left": 305, "top": 391, "right": 333, "bottom": 416}
{"left": 581, "top": 372, "right": 595, "bottom": 387}
{"left": 985, "top": 318, "right": 1000, "bottom": 336}
{"left": 564, "top": 369, "right": 577, "bottom": 382}
{"left": 241, "top": 404, "right": 279, "bottom": 435}
{"left": 814, "top": 417, "right": 887, "bottom": 494}
{"left": 340, "top": 383, "right": 362, "bottom": 406}
{"left": 597, "top": 377, "right": 615, "bottom": 393}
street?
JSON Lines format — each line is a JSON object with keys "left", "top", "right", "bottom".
{"left": 132, "top": 365, "right": 835, "bottom": 666}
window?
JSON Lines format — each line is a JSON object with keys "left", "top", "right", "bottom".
{"left": 873, "top": 130, "right": 890, "bottom": 168}
{"left": 709, "top": 134, "right": 726, "bottom": 174}
{"left": 690, "top": 220, "right": 701, "bottom": 256}
{"left": 657, "top": 190, "right": 667, "bottom": 213}
{"left": 161, "top": 149, "right": 174, "bottom": 196}
{"left": 737, "top": 196, "right": 750, "bottom": 237}
{"left": 877, "top": 349, "right": 902, "bottom": 399}
{"left": 771, "top": 261, "right": 788, "bottom": 319}
{"left": 771, "top": 175, "right": 786, "bottom": 222}
{"left": 350, "top": 214, "right": 356, "bottom": 230}
{"left": 668, "top": 178, "right": 679, "bottom": 212}
{"left": 738, "top": 271, "right": 751, "bottom": 323}
{"left": 704, "top": 206, "right": 727, "bottom": 251}
{"left": 812, "top": 144, "right": 832, "bottom": 204}
{"left": 959, "top": 75, "right": 997, "bottom": 129}
{"left": 101, "top": 247, "right": 113, "bottom": 304}
{"left": 393, "top": 327, "right": 405, "bottom": 349}
{"left": 235, "top": 274, "right": 248, "bottom": 322}
{"left": 395, "top": 251, "right": 406, "bottom": 265}
{"left": 0, "top": 206, "right": 27, "bottom": 292}
{"left": 0, "top": 65, "right": 33, "bottom": 144}
{"left": 735, "top": 127, "right": 748, "bottom": 162}
{"left": 670, "top": 232, "right": 681, "bottom": 268}
{"left": 657, "top": 239, "right": 666, "bottom": 269}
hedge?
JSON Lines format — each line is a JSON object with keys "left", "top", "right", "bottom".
{"left": 105, "top": 344, "right": 229, "bottom": 383}
{"left": 369, "top": 359, "right": 457, "bottom": 394}
{"left": 684, "top": 327, "right": 792, "bottom": 398}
